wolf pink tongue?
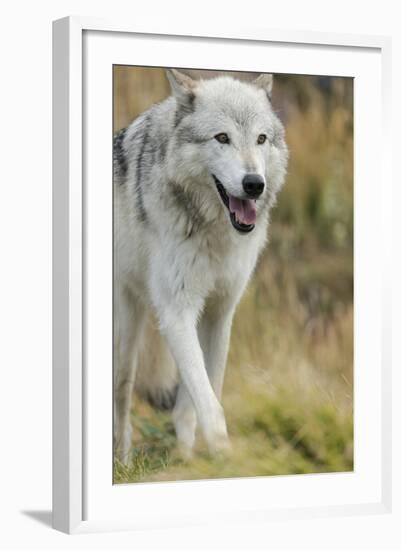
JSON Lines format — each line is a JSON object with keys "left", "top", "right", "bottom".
{"left": 228, "top": 196, "right": 256, "bottom": 225}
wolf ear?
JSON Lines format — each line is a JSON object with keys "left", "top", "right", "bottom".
{"left": 253, "top": 73, "right": 273, "bottom": 100}
{"left": 166, "top": 69, "right": 197, "bottom": 107}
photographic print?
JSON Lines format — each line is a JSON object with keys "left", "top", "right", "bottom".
{"left": 113, "top": 66, "right": 353, "bottom": 484}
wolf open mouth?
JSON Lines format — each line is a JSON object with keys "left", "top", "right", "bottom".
{"left": 213, "top": 175, "right": 256, "bottom": 234}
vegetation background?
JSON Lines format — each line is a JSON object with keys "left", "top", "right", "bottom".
{"left": 113, "top": 67, "right": 354, "bottom": 483}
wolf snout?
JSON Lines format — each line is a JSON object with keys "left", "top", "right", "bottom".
{"left": 242, "top": 174, "right": 265, "bottom": 198}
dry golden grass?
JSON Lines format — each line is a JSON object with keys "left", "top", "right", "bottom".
{"left": 113, "top": 68, "right": 353, "bottom": 484}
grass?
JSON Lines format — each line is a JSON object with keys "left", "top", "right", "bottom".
{"left": 113, "top": 69, "right": 354, "bottom": 484}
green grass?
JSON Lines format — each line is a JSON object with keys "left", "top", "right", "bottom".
{"left": 114, "top": 352, "right": 353, "bottom": 483}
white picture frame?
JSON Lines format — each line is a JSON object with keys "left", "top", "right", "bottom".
{"left": 52, "top": 16, "right": 392, "bottom": 534}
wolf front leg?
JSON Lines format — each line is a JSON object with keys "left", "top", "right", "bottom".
{"left": 160, "top": 312, "right": 230, "bottom": 456}
{"left": 198, "top": 298, "right": 237, "bottom": 400}
{"left": 171, "top": 296, "right": 236, "bottom": 457}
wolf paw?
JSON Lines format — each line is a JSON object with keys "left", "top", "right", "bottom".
{"left": 204, "top": 418, "right": 232, "bottom": 457}
{"left": 208, "top": 434, "right": 232, "bottom": 458}
{"left": 114, "top": 424, "right": 133, "bottom": 465}
{"left": 176, "top": 441, "right": 195, "bottom": 462}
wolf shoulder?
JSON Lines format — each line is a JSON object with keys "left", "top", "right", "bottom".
{"left": 114, "top": 97, "right": 176, "bottom": 182}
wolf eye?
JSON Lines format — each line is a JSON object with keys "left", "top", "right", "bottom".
{"left": 214, "top": 133, "right": 230, "bottom": 144}
{"left": 257, "top": 134, "right": 267, "bottom": 144}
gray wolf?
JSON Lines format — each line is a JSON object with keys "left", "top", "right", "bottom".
{"left": 113, "top": 69, "right": 288, "bottom": 463}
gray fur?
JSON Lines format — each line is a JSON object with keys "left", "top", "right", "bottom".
{"left": 113, "top": 70, "right": 288, "bottom": 463}
{"left": 113, "top": 127, "right": 128, "bottom": 181}
{"left": 134, "top": 116, "right": 150, "bottom": 222}
{"left": 114, "top": 77, "right": 287, "bottom": 235}
{"left": 174, "top": 96, "right": 196, "bottom": 127}
{"left": 175, "top": 125, "right": 209, "bottom": 145}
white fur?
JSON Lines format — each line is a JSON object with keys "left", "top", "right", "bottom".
{"left": 114, "top": 70, "right": 288, "bottom": 463}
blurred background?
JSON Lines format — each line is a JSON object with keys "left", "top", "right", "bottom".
{"left": 113, "top": 67, "right": 353, "bottom": 483}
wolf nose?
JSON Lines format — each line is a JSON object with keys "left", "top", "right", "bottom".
{"left": 242, "top": 174, "right": 265, "bottom": 198}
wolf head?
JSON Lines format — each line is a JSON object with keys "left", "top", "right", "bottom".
{"left": 166, "top": 69, "right": 288, "bottom": 234}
